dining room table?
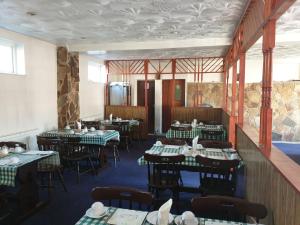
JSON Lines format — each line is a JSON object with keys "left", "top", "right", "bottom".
{"left": 0, "top": 149, "right": 59, "bottom": 223}
{"left": 137, "top": 143, "right": 242, "bottom": 193}
{"left": 75, "top": 205, "right": 263, "bottom": 225}
{"left": 166, "top": 124, "right": 227, "bottom": 141}
{"left": 40, "top": 129, "right": 120, "bottom": 146}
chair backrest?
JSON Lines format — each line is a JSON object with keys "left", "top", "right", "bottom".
{"left": 82, "top": 120, "right": 100, "bottom": 130}
{"left": 170, "top": 125, "right": 192, "bottom": 131}
{"left": 195, "top": 155, "right": 239, "bottom": 172}
{"left": 91, "top": 186, "right": 154, "bottom": 210}
{"left": 101, "top": 124, "right": 120, "bottom": 131}
{"left": 205, "top": 121, "right": 220, "bottom": 125}
{"left": 36, "top": 136, "right": 61, "bottom": 151}
{"left": 0, "top": 141, "right": 26, "bottom": 149}
{"left": 201, "top": 129, "right": 224, "bottom": 141}
{"left": 144, "top": 153, "right": 185, "bottom": 188}
{"left": 198, "top": 140, "right": 232, "bottom": 149}
{"left": 158, "top": 137, "right": 186, "bottom": 146}
{"left": 191, "top": 195, "right": 267, "bottom": 222}
{"left": 112, "top": 121, "right": 130, "bottom": 133}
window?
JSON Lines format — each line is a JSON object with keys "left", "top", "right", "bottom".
{"left": 0, "top": 38, "right": 25, "bottom": 75}
{"left": 88, "top": 61, "right": 106, "bottom": 83}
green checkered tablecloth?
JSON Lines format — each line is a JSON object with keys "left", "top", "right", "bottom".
{"left": 100, "top": 119, "right": 139, "bottom": 127}
{"left": 75, "top": 206, "right": 262, "bottom": 225}
{"left": 137, "top": 146, "right": 241, "bottom": 167}
{"left": 40, "top": 130, "right": 120, "bottom": 146}
{"left": 0, "top": 152, "right": 59, "bottom": 187}
{"left": 166, "top": 125, "right": 226, "bottom": 141}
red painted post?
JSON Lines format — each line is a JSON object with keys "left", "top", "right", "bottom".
{"left": 222, "top": 61, "right": 227, "bottom": 111}
{"left": 105, "top": 61, "right": 109, "bottom": 106}
{"left": 144, "top": 60, "right": 149, "bottom": 107}
{"left": 259, "top": 0, "right": 276, "bottom": 154}
{"left": 171, "top": 59, "right": 176, "bottom": 108}
{"left": 238, "top": 53, "right": 246, "bottom": 127}
{"left": 229, "top": 61, "right": 237, "bottom": 146}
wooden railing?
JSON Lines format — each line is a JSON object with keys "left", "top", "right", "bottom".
{"left": 225, "top": 113, "right": 300, "bottom": 225}
{"left": 171, "top": 107, "right": 223, "bottom": 123}
{"left": 104, "top": 106, "right": 148, "bottom": 138}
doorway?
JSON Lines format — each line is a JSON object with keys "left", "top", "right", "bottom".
{"left": 162, "top": 79, "right": 185, "bottom": 132}
{"left": 137, "top": 80, "right": 155, "bottom": 133}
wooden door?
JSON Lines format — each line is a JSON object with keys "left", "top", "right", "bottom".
{"left": 162, "top": 79, "right": 185, "bottom": 132}
{"left": 137, "top": 80, "right": 155, "bottom": 133}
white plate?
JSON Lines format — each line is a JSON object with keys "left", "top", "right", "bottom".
{"left": 146, "top": 211, "right": 174, "bottom": 225}
{"left": 174, "top": 216, "right": 198, "bottom": 225}
{"left": 85, "top": 208, "right": 107, "bottom": 219}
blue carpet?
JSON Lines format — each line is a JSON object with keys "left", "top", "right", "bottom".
{"left": 273, "top": 142, "right": 300, "bottom": 165}
{"left": 21, "top": 138, "right": 245, "bottom": 225}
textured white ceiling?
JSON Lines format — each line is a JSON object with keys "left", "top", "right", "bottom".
{"left": 0, "top": 0, "right": 299, "bottom": 60}
{"left": 88, "top": 45, "right": 227, "bottom": 60}
{"left": 0, "top": 0, "right": 248, "bottom": 44}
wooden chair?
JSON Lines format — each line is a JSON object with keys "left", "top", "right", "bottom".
{"left": 201, "top": 129, "right": 224, "bottom": 141}
{"left": 0, "top": 142, "right": 26, "bottom": 149}
{"left": 191, "top": 195, "right": 267, "bottom": 223}
{"left": 132, "top": 118, "right": 144, "bottom": 142}
{"left": 112, "top": 121, "right": 131, "bottom": 151}
{"left": 91, "top": 186, "right": 154, "bottom": 210}
{"left": 195, "top": 155, "right": 240, "bottom": 196}
{"left": 81, "top": 120, "right": 100, "bottom": 130}
{"left": 198, "top": 140, "right": 232, "bottom": 149}
{"left": 158, "top": 137, "right": 186, "bottom": 146}
{"left": 144, "top": 153, "right": 185, "bottom": 201}
{"left": 205, "top": 121, "right": 220, "bottom": 125}
{"left": 36, "top": 136, "right": 67, "bottom": 193}
{"left": 102, "top": 125, "right": 120, "bottom": 167}
{"left": 60, "top": 137, "right": 96, "bottom": 183}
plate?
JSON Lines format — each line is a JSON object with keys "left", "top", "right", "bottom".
{"left": 222, "top": 148, "right": 236, "bottom": 153}
{"left": 146, "top": 211, "right": 174, "bottom": 225}
{"left": 85, "top": 208, "right": 107, "bottom": 219}
{"left": 174, "top": 216, "right": 198, "bottom": 225}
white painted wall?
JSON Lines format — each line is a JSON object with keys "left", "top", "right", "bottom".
{"left": 0, "top": 28, "right": 57, "bottom": 147}
{"left": 79, "top": 54, "right": 105, "bottom": 120}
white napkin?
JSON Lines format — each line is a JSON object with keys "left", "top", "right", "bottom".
{"left": 22, "top": 150, "right": 54, "bottom": 155}
{"left": 192, "top": 136, "right": 199, "bottom": 150}
{"left": 158, "top": 199, "right": 172, "bottom": 225}
{"left": 161, "top": 152, "right": 178, "bottom": 156}
{"left": 109, "top": 114, "right": 113, "bottom": 121}
{"left": 76, "top": 121, "right": 81, "bottom": 130}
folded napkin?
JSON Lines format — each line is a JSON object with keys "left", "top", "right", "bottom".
{"left": 205, "top": 148, "right": 223, "bottom": 153}
{"left": 192, "top": 136, "right": 199, "bottom": 150}
{"left": 76, "top": 121, "right": 81, "bottom": 130}
{"left": 164, "top": 145, "right": 179, "bottom": 149}
{"left": 109, "top": 114, "right": 113, "bottom": 121}
{"left": 161, "top": 152, "right": 178, "bottom": 156}
{"left": 23, "top": 150, "right": 54, "bottom": 155}
{"left": 158, "top": 199, "right": 172, "bottom": 225}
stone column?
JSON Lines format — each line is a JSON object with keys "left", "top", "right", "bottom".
{"left": 57, "top": 47, "right": 80, "bottom": 129}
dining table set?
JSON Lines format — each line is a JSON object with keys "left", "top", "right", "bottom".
{"left": 75, "top": 204, "right": 261, "bottom": 225}
{"left": 166, "top": 123, "right": 226, "bottom": 141}
{"left": 40, "top": 128, "right": 120, "bottom": 146}
{"left": 137, "top": 143, "right": 241, "bottom": 169}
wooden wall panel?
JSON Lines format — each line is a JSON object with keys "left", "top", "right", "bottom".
{"left": 171, "top": 107, "right": 223, "bottom": 123}
{"left": 105, "top": 106, "right": 148, "bottom": 138}
{"left": 236, "top": 125, "right": 300, "bottom": 225}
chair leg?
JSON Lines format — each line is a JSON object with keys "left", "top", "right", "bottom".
{"left": 76, "top": 162, "right": 80, "bottom": 184}
{"left": 126, "top": 137, "right": 129, "bottom": 152}
{"left": 48, "top": 172, "right": 53, "bottom": 198}
{"left": 57, "top": 168, "right": 67, "bottom": 192}
{"left": 88, "top": 156, "right": 96, "bottom": 175}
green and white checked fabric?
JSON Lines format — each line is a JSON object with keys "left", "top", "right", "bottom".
{"left": 75, "top": 206, "right": 262, "bottom": 225}
{"left": 137, "top": 146, "right": 241, "bottom": 167}
{"left": 100, "top": 119, "right": 139, "bottom": 127}
{"left": 166, "top": 125, "right": 226, "bottom": 141}
{"left": 40, "top": 130, "right": 120, "bottom": 146}
{"left": 38, "top": 152, "right": 61, "bottom": 171}
{"left": 0, "top": 152, "right": 58, "bottom": 187}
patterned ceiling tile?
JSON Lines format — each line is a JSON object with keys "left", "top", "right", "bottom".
{"left": 88, "top": 45, "right": 228, "bottom": 60}
{"left": 0, "top": 0, "right": 248, "bottom": 44}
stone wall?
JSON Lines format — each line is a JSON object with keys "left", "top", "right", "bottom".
{"left": 57, "top": 47, "right": 80, "bottom": 129}
{"left": 187, "top": 82, "right": 300, "bottom": 142}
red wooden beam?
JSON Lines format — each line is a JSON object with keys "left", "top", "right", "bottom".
{"left": 229, "top": 62, "right": 237, "bottom": 146}
{"left": 171, "top": 59, "right": 176, "bottom": 108}
{"left": 144, "top": 60, "right": 149, "bottom": 107}
{"left": 238, "top": 53, "right": 246, "bottom": 127}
